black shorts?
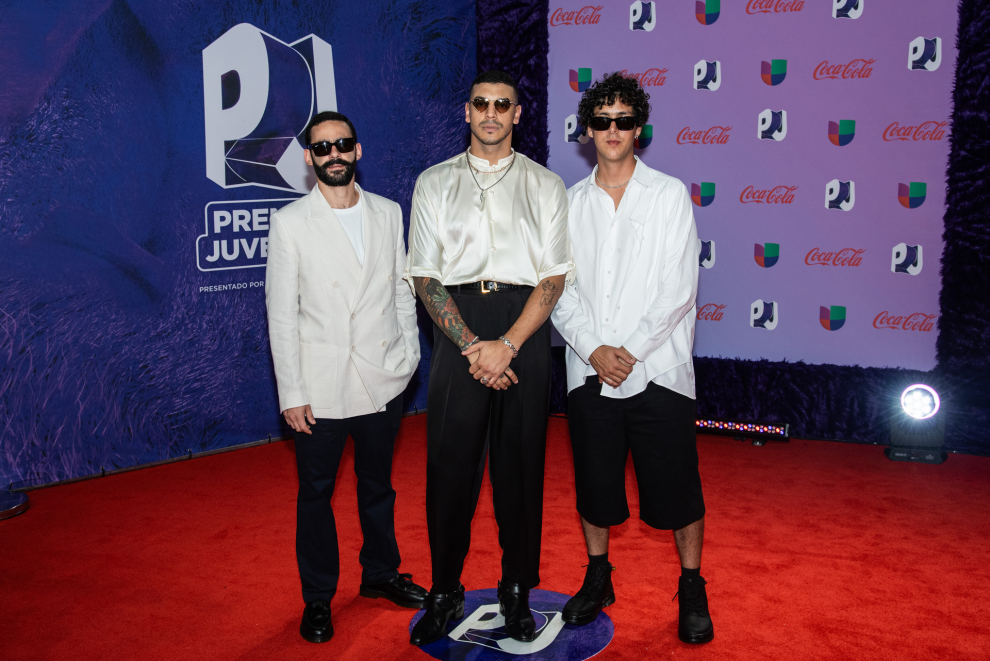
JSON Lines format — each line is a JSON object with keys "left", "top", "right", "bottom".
{"left": 567, "top": 376, "right": 705, "bottom": 530}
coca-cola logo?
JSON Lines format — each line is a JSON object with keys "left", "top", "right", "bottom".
{"left": 740, "top": 185, "right": 798, "bottom": 204}
{"left": 550, "top": 5, "right": 603, "bottom": 26}
{"left": 814, "top": 58, "right": 876, "bottom": 80}
{"left": 619, "top": 67, "right": 668, "bottom": 87}
{"left": 873, "top": 311, "right": 937, "bottom": 332}
{"left": 882, "top": 121, "right": 949, "bottom": 142}
{"left": 697, "top": 303, "right": 725, "bottom": 321}
{"left": 677, "top": 126, "right": 732, "bottom": 145}
{"left": 805, "top": 247, "right": 865, "bottom": 267}
{"left": 746, "top": 0, "right": 804, "bottom": 14}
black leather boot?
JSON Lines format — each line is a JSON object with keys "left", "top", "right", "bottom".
{"left": 497, "top": 581, "right": 536, "bottom": 642}
{"left": 299, "top": 599, "right": 333, "bottom": 643}
{"left": 409, "top": 585, "right": 465, "bottom": 646}
{"left": 562, "top": 563, "right": 615, "bottom": 626}
{"left": 676, "top": 575, "right": 714, "bottom": 644}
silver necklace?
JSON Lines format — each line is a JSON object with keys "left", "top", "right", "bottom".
{"left": 467, "top": 151, "right": 516, "bottom": 208}
{"left": 595, "top": 170, "right": 631, "bottom": 189}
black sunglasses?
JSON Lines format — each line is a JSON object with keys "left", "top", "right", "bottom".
{"left": 590, "top": 115, "right": 637, "bottom": 132}
{"left": 471, "top": 97, "right": 517, "bottom": 114}
{"left": 307, "top": 138, "right": 356, "bottom": 157}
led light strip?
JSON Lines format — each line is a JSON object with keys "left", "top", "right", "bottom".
{"left": 696, "top": 419, "right": 790, "bottom": 437}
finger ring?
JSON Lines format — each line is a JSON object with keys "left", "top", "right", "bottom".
{"left": 481, "top": 376, "right": 489, "bottom": 385}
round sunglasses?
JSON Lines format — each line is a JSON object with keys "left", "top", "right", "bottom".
{"left": 307, "top": 137, "right": 356, "bottom": 157}
{"left": 471, "top": 97, "right": 517, "bottom": 114}
{"left": 590, "top": 116, "right": 637, "bottom": 132}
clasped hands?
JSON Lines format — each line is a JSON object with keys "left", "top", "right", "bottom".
{"left": 590, "top": 345, "right": 638, "bottom": 388}
{"left": 462, "top": 340, "right": 519, "bottom": 390}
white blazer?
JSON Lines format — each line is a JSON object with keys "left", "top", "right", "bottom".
{"left": 266, "top": 184, "right": 420, "bottom": 419}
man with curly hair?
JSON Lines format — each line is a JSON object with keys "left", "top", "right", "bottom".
{"left": 551, "top": 72, "right": 713, "bottom": 644}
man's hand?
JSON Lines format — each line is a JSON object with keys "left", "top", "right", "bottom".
{"left": 463, "top": 341, "right": 519, "bottom": 390}
{"left": 589, "top": 346, "right": 638, "bottom": 388}
{"left": 284, "top": 405, "right": 316, "bottom": 435}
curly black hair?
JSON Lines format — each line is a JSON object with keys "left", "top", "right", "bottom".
{"left": 577, "top": 72, "right": 651, "bottom": 129}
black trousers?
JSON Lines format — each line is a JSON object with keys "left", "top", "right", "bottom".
{"left": 294, "top": 393, "right": 403, "bottom": 603}
{"left": 426, "top": 288, "right": 551, "bottom": 593}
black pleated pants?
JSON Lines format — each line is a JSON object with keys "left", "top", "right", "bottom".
{"left": 294, "top": 393, "right": 403, "bottom": 604}
{"left": 426, "top": 287, "right": 551, "bottom": 593}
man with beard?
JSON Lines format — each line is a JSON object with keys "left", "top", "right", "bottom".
{"left": 266, "top": 111, "right": 428, "bottom": 644}
{"left": 405, "top": 70, "right": 572, "bottom": 646}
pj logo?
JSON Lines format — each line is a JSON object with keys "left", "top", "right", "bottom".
{"left": 892, "top": 243, "right": 923, "bottom": 275}
{"left": 694, "top": 60, "right": 721, "bottom": 91}
{"left": 630, "top": 1, "right": 656, "bottom": 31}
{"left": 203, "top": 23, "right": 338, "bottom": 192}
{"left": 909, "top": 37, "right": 941, "bottom": 71}
{"left": 826, "top": 179, "right": 855, "bottom": 211}
{"left": 414, "top": 589, "right": 613, "bottom": 660}
{"left": 564, "top": 115, "right": 590, "bottom": 144}
{"left": 699, "top": 240, "right": 716, "bottom": 269}
{"left": 750, "top": 300, "right": 778, "bottom": 330}
{"left": 832, "top": 0, "right": 863, "bottom": 19}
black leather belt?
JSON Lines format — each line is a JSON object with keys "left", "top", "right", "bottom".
{"left": 450, "top": 281, "right": 527, "bottom": 294}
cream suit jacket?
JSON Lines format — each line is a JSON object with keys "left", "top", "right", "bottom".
{"left": 266, "top": 184, "right": 420, "bottom": 419}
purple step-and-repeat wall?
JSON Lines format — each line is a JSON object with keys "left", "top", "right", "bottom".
{"left": 547, "top": 1, "right": 956, "bottom": 371}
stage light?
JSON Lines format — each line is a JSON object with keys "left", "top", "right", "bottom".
{"left": 886, "top": 383, "right": 946, "bottom": 464}
{"left": 696, "top": 418, "right": 790, "bottom": 445}
{"left": 900, "top": 384, "right": 939, "bottom": 420}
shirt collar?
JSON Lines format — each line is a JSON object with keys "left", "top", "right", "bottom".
{"left": 466, "top": 149, "right": 516, "bottom": 172}
{"left": 590, "top": 156, "right": 653, "bottom": 193}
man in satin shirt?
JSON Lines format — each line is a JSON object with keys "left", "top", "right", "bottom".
{"left": 404, "top": 70, "right": 572, "bottom": 646}
{"left": 551, "top": 73, "right": 714, "bottom": 644}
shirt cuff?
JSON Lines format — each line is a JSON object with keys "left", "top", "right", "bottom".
{"left": 573, "top": 330, "right": 605, "bottom": 365}
{"left": 622, "top": 329, "right": 651, "bottom": 363}
{"left": 538, "top": 261, "right": 575, "bottom": 285}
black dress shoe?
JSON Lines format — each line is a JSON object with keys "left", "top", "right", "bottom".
{"left": 360, "top": 573, "right": 429, "bottom": 608}
{"left": 409, "top": 585, "right": 465, "bottom": 646}
{"left": 300, "top": 599, "right": 333, "bottom": 644}
{"left": 562, "top": 563, "right": 616, "bottom": 626}
{"left": 497, "top": 581, "right": 536, "bottom": 642}
{"left": 676, "top": 575, "right": 714, "bottom": 644}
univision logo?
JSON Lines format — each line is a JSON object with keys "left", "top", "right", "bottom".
{"left": 635, "top": 125, "right": 653, "bottom": 148}
{"left": 761, "top": 60, "right": 787, "bottom": 86}
{"left": 754, "top": 243, "right": 779, "bottom": 268}
{"left": 820, "top": 305, "right": 846, "bottom": 331}
{"left": 696, "top": 0, "right": 720, "bottom": 25}
{"left": 828, "top": 119, "right": 856, "bottom": 146}
{"left": 569, "top": 68, "right": 592, "bottom": 92}
{"left": 898, "top": 182, "right": 926, "bottom": 208}
{"left": 692, "top": 182, "right": 715, "bottom": 207}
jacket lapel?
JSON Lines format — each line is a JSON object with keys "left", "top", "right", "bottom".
{"left": 305, "top": 186, "right": 362, "bottom": 281}
{"left": 351, "top": 184, "right": 387, "bottom": 307}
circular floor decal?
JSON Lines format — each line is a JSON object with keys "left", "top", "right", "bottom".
{"left": 410, "top": 588, "right": 613, "bottom": 660}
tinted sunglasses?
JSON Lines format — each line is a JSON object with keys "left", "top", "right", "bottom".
{"left": 307, "top": 138, "right": 356, "bottom": 157}
{"left": 590, "top": 115, "right": 637, "bottom": 132}
{"left": 471, "top": 97, "right": 517, "bottom": 114}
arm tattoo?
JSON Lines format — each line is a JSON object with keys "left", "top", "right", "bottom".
{"left": 539, "top": 280, "right": 558, "bottom": 307}
{"left": 415, "top": 277, "right": 476, "bottom": 350}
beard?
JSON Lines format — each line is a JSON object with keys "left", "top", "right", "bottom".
{"left": 314, "top": 157, "right": 356, "bottom": 187}
{"left": 471, "top": 120, "right": 511, "bottom": 146}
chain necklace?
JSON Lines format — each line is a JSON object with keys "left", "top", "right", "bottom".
{"left": 467, "top": 150, "right": 516, "bottom": 208}
{"left": 595, "top": 170, "right": 631, "bottom": 189}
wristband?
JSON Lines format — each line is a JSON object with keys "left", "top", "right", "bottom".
{"left": 462, "top": 336, "right": 481, "bottom": 351}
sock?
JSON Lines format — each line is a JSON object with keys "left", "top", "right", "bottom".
{"left": 588, "top": 552, "right": 610, "bottom": 567}
{"left": 681, "top": 566, "right": 701, "bottom": 579}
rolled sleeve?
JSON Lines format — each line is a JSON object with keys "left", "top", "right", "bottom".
{"left": 404, "top": 174, "right": 444, "bottom": 287}
{"left": 537, "top": 177, "right": 574, "bottom": 284}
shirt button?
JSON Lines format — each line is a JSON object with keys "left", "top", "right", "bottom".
{"left": 381, "top": 341, "right": 387, "bottom": 347}
{"left": 605, "top": 318, "right": 609, "bottom": 322}
{"left": 608, "top": 270, "right": 611, "bottom": 274}
{"left": 613, "top": 330, "right": 617, "bottom": 334}
{"left": 387, "top": 275, "right": 393, "bottom": 281}
{"left": 351, "top": 345, "right": 356, "bottom": 351}
{"left": 333, "top": 281, "right": 340, "bottom": 287}
{"left": 381, "top": 309, "right": 386, "bottom": 315}
{"left": 607, "top": 295, "right": 610, "bottom": 298}
{"left": 350, "top": 313, "right": 356, "bottom": 320}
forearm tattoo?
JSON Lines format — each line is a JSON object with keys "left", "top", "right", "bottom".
{"left": 539, "top": 280, "right": 558, "bottom": 307}
{"left": 415, "top": 277, "right": 475, "bottom": 350}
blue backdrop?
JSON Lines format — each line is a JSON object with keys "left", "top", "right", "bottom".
{"left": 0, "top": 0, "right": 475, "bottom": 486}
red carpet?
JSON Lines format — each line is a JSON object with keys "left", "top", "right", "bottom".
{"left": 2, "top": 416, "right": 989, "bottom": 660}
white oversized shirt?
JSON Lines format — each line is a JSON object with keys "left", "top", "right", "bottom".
{"left": 551, "top": 157, "right": 699, "bottom": 400}
{"left": 404, "top": 150, "right": 573, "bottom": 286}
{"left": 331, "top": 191, "right": 365, "bottom": 266}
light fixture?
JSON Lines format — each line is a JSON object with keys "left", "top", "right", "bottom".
{"left": 696, "top": 419, "right": 790, "bottom": 446}
{"left": 886, "top": 383, "right": 946, "bottom": 464}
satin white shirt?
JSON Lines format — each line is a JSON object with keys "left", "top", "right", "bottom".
{"left": 405, "top": 150, "right": 573, "bottom": 286}
{"left": 551, "top": 157, "right": 699, "bottom": 400}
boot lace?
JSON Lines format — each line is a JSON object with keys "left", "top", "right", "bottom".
{"left": 672, "top": 576, "right": 707, "bottom": 615}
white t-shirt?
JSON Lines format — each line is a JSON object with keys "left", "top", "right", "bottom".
{"left": 333, "top": 192, "right": 365, "bottom": 265}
